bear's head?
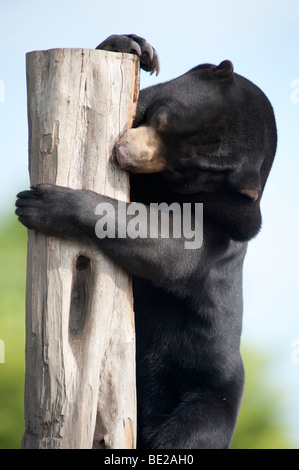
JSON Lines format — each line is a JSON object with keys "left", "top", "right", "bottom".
{"left": 114, "top": 61, "right": 277, "bottom": 241}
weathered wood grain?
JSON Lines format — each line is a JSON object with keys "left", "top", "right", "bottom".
{"left": 22, "top": 48, "right": 139, "bottom": 449}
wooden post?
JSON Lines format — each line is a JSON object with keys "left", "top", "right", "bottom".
{"left": 22, "top": 48, "right": 139, "bottom": 449}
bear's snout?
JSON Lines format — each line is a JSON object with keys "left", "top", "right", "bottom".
{"left": 114, "top": 140, "right": 135, "bottom": 171}
{"left": 113, "top": 126, "right": 168, "bottom": 174}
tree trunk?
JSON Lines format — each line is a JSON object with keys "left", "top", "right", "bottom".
{"left": 22, "top": 48, "right": 139, "bottom": 449}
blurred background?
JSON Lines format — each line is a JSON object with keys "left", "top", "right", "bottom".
{"left": 0, "top": 0, "right": 298, "bottom": 449}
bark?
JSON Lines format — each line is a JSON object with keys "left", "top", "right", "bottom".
{"left": 22, "top": 48, "right": 139, "bottom": 449}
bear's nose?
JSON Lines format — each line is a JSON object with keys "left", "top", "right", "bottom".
{"left": 114, "top": 141, "right": 134, "bottom": 171}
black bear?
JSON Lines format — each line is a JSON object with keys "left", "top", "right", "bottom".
{"left": 16, "top": 34, "right": 277, "bottom": 449}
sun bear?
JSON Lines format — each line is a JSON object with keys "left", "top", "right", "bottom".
{"left": 16, "top": 34, "right": 277, "bottom": 448}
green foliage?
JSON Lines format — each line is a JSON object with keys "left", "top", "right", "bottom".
{"left": 0, "top": 215, "right": 295, "bottom": 449}
{"left": 231, "top": 349, "right": 293, "bottom": 449}
{"left": 0, "top": 216, "right": 26, "bottom": 449}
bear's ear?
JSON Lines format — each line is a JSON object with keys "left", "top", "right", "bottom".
{"left": 216, "top": 60, "right": 234, "bottom": 79}
{"left": 228, "top": 169, "right": 261, "bottom": 203}
{"left": 238, "top": 188, "right": 260, "bottom": 202}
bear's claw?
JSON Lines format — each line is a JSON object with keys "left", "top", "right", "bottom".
{"left": 96, "top": 34, "right": 160, "bottom": 76}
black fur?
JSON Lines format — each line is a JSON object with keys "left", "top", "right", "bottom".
{"left": 16, "top": 34, "right": 277, "bottom": 449}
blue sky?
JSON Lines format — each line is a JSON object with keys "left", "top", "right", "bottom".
{"left": 1, "top": 0, "right": 299, "bottom": 445}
